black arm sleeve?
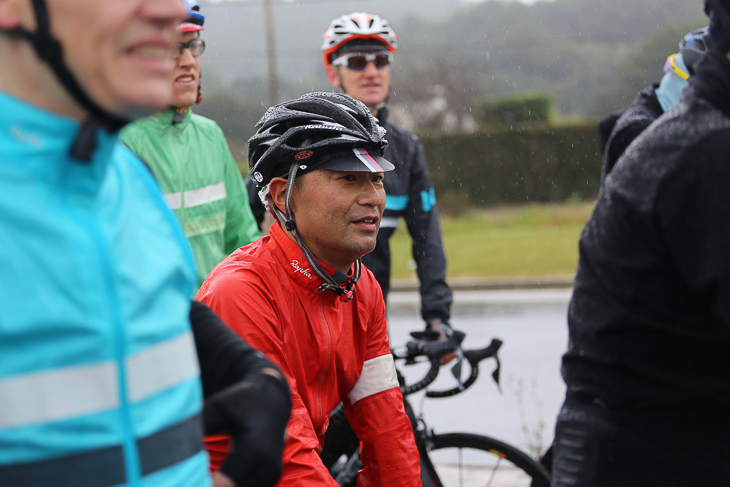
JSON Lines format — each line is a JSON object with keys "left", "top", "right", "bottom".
{"left": 602, "top": 119, "right": 653, "bottom": 180}
{"left": 190, "top": 299, "right": 276, "bottom": 399}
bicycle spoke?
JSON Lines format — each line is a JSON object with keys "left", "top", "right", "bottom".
{"left": 485, "top": 457, "right": 501, "bottom": 487}
{"left": 428, "top": 434, "right": 550, "bottom": 487}
{"left": 459, "top": 448, "right": 463, "bottom": 487}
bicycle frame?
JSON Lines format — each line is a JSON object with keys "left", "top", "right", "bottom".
{"left": 325, "top": 329, "right": 550, "bottom": 487}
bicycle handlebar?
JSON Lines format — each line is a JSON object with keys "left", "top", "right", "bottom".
{"left": 391, "top": 330, "right": 502, "bottom": 398}
{"left": 391, "top": 329, "right": 465, "bottom": 395}
{"left": 425, "top": 338, "right": 502, "bottom": 398}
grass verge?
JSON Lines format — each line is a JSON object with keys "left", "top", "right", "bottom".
{"left": 389, "top": 202, "right": 594, "bottom": 280}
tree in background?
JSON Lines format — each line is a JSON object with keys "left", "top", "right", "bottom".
{"left": 592, "top": 21, "right": 708, "bottom": 116}
{"left": 197, "top": 0, "right": 706, "bottom": 141}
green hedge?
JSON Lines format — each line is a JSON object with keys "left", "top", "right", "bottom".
{"left": 419, "top": 122, "right": 602, "bottom": 212}
{"left": 477, "top": 92, "right": 553, "bottom": 125}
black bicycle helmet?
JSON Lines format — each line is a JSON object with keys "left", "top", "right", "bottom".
{"left": 248, "top": 91, "right": 393, "bottom": 300}
{"left": 249, "top": 91, "right": 391, "bottom": 188}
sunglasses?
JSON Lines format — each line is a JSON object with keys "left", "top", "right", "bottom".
{"left": 332, "top": 51, "right": 393, "bottom": 71}
{"left": 172, "top": 39, "right": 206, "bottom": 60}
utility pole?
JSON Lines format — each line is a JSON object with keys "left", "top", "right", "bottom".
{"left": 263, "top": 0, "right": 279, "bottom": 106}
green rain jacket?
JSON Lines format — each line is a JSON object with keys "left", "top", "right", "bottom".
{"left": 121, "top": 109, "right": 260, "bottom": 288}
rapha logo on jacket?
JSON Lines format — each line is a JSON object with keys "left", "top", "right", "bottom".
{"left": 290, "top": 260, "right": 313, "bottom": 279}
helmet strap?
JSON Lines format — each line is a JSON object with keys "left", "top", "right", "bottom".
{"left": 278, "top": 163, "right": 360, "bottom": 301}
{"left": 5, "top": 0, "right": 127, "bottom": 161}
{"left": 196, "top": 70, "right": 203, "bottom": 104}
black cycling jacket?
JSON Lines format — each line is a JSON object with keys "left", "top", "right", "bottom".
{"left": 361, "top": 107, "right": 452, "bottom": 322}
{"left": 563, "top": 50, "right": 730, "bottom": 413}
{"left": 600, "top": 84, "right": 664, "bottom": 185}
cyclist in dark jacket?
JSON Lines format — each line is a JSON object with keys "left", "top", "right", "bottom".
{"left": 553, "top": 2, "right": 730, "bottom": 485}
{"left": 363, "top": 106, "right": 451, "bottom": 324}
{"left": 600, "top": 27, "right": 710, "bottom": 183}
{"left": 321, "top": 12, "right": 452, "bottom": 329}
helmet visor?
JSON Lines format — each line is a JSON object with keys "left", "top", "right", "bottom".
{"left": 312, "top": 148, "right": 394, "bottom": 173}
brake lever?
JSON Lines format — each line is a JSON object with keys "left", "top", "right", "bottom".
{"left": 391, "top": 346, "right": 409, "bottom": 360}
{"left": 492, "top": 354, "right": 502, "bottom": 394}
{"left": 450, "top": 347, "right": 465, "bottom": 391}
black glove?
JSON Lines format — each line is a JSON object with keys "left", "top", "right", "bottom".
{"left": 203, "top": 371, "right": 291, "bottom": 487}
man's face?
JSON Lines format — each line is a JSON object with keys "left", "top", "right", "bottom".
{"left": 326, "top": 49, "right": 391, "bottom": 110}
{"left": 170, "top": 31, "right": 202, "bottom": 109}
{"left": 34, "top": 0, "right": 185, "bottom": 118}
{"left": 289, "top": 169, "right": 386, "bottom": 272}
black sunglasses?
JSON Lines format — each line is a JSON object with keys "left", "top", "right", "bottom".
{"left": 331, "top": 51, "right": 393, "bottom": 71}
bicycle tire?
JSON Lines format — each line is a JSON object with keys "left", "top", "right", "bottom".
{"left": 425, "top": 433, "right": 551, "bottom": 487}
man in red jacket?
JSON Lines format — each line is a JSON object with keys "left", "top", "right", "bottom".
{"left": 197, "top": 91, "right": 421, "bottom": 486}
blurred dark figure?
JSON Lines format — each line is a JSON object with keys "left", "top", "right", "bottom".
{"left": 553, "top": 1, "right": 730, "bottom": 486}
{"left": 599, "top": 27, "right": 710, "bottom": 184}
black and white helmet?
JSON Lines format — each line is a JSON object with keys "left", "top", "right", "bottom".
{"left": 248, "top": 91, "right": 390, "bottom": 189}
{"left": 247, "top": 92, "right": 393, "bottom": 301}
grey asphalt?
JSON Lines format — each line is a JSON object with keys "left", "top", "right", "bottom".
{"left": 386, "top": 284, "right": 572, "bottom": 460}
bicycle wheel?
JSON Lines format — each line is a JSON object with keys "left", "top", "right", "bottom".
{"left": 424, "top": 433, "right": 551, "bottom": 487}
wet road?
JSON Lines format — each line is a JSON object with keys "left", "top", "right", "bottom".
{"left": 386, "top": 289, "right": 571, "bottom": 459}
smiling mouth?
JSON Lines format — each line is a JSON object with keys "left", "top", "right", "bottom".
{"left": 176, "top": 75, "right": 195, "bottom": 83}
{"left": 131, "top": 46, "right": 171, "bottom": 59}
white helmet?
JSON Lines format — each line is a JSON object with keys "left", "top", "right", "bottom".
{"left": 321, "top": 12, "right": 398, "bottom": 67}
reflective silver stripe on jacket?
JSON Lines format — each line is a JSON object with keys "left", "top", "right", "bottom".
{"left": 127, "top": 331, "right": 200, "bottom": 402}
{"left": 347, "top": 354, "right": 399, "bottom": 404}
{"left": 163, "top": 182, "right": 227, "bottom": 210}
{"left": 0, "top": 362, "right": 118, "bottom": 429}
{"left": 0, "top": 331, "right": 199, "bottom": 429}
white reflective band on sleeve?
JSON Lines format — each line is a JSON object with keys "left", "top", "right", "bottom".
{"left": 163, "top": 192, "right": 182, "bottom": 210}
{"left": 347, "top": 354, "right": 399, "bottom": 404}
{"left": 127, "top": 331, "right": 200, "bottom": 402}
{"left": 162, "top": 182, "right": 227, "bottom": 211}
{"left": 380, "top": 217, "right": 399, "bottom": 229}
{"left": 0, "top": 362, "right": 118, "bottom": 429}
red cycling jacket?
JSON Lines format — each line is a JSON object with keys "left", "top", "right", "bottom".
{"left": 197, "top": 222, "right": 421, "bottom": 486}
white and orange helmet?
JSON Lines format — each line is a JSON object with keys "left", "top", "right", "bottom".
{"left": 321, "top": 12, "right": 397, "bottom": 67}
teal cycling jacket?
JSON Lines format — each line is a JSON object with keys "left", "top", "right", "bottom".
{"left": 0, "top": 91, "right": 211, "bottom": 487}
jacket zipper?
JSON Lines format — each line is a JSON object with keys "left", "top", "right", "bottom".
{"left": 315, "top": 294, "right": 333, "bottom": 437}
{"left": 168, "top": 126, "right": 185, "bottom": 224}
{"left": 62, "top": 166, "right": 142, "bottom": 485}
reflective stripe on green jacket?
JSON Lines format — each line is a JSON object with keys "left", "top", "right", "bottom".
{"left": 121, "top": 109, "right": 260, "bottom": 289}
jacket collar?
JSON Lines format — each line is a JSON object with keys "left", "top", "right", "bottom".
{"left": 268, "top": 222, "right": 353, "bottom": 293}
{"left": 0, "top": 90, "right": 118, "bottom": 185}
{"left": 690, "top": 50, "right": 730, "bottom": 120}
{"left": 376, "top": 105, "right": 390, "bottom": 125}
{"left": 147, "top": 108, "right": 192, "bottom": 131}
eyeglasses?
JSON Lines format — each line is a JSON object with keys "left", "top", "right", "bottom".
{"left": 172, "top": 39, "right": 206, "bottom": 60}
{"left": 331, "top": 51, "right": 393, "bottom": 71}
